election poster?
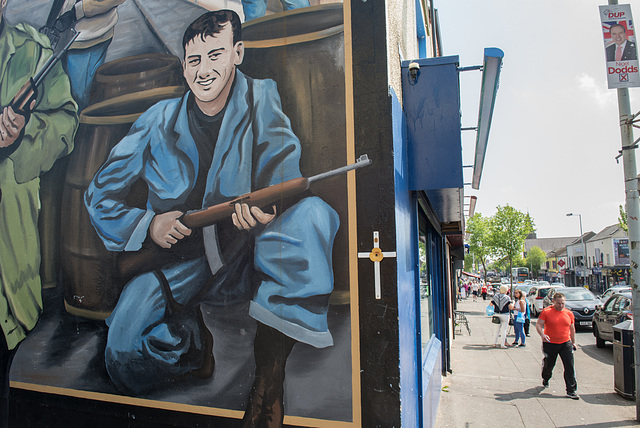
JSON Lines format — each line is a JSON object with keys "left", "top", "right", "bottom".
{"left": 600, "top": 4, "right": 640, "bottom": 88}
{"left": 614, "top": 238, "right": 630, "bottom": 266}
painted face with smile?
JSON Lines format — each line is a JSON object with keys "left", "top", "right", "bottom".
{"left": 183, "top": 23, "right": 244, "bottom": 115}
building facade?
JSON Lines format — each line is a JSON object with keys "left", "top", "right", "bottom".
{"left": 586, "top": 225, "right": 630, "bottom": 293}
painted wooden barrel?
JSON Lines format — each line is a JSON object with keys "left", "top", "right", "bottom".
{"left": 89, "top": 53, "right": 184, "bottom": 104}
{"left": 38, "top": 53, "right": 184, "bottom": 291}
{"left": 61, "top": 87, "right": 186, "bottom": 320}
{"left": 39, "top": 157, "right": 69, "bottom": 289}
{"left": 240, "top": 4, "right": 350, "bottom": 304}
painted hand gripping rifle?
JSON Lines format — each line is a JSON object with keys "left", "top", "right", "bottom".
{"left": 11, "top": 30, "right": 79, "bottom": 116}
{"left": 116, "top": 154, "right": 372, "bottom": 283}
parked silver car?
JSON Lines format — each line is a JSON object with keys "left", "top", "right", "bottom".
{"left": 599, "top": 285, "right": 632, "bottom": 301}
{"left": 592, "top": 292, "right": 633, "bottom": 348}
{"left": 527, "top": 285, "right": 565, "bottom": 317}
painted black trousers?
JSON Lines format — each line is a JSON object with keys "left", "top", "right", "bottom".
{"left": 0, "top": 334, "right": 18, "bottom": 428}
{"left": 542, "top": 340, "right": 577, "bottom": 394}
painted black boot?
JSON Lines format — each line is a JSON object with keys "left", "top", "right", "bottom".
{"left": 242, "top": 322, "right": 296, "bottom": 428}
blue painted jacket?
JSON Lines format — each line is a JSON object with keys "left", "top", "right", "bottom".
{"left": 85, "top": 70, "right": 302, "bottom": 252}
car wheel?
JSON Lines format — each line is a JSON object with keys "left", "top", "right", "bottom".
{"left": 594, "top": 325, "right": 606, "bottom": 348}
{"left": 532, "top": 305, "right": 538, "bottom": 318}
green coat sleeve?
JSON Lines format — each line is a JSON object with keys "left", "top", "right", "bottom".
{"left": 6, "top": 24, "right": 78, "bottom": 184}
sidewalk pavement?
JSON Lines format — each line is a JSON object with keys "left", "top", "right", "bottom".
{"left": 434, "top": 297, "right": 639, "bottom": 427}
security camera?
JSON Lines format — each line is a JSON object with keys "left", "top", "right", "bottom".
{"left": 409, "top": 62, "right": 420, "bottom": 80}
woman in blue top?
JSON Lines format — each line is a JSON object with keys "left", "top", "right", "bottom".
{"left": 512, "top": 289, "right": 527, "bottom": 347}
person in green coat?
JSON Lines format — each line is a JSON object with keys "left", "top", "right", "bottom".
{"left": 0, "top": 0, "right": 78, "bottom": 424}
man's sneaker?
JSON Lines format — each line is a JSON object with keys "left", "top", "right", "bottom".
{"left": 542, "top": 379, "right": 549, "bottom": 389}
{"left": 518, "top": 343, "right": 526, "bottom": 347}
{"left": 566, "top": 392, "right": 580, "bottom": 400}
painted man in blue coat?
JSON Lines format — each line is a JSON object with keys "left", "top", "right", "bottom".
{"left": 85, "top": 10, "right": 339, "bottom": 427}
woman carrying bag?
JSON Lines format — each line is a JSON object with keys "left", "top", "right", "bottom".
{"left": 511, "top": 289, "right": 527, "bottom": 347}
{"left": 490, "top": 285, "right": 513, "bottom": 348}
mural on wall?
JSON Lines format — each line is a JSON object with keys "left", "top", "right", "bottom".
{"left": 3, "top": 0, "right": 358, "bottom": 426}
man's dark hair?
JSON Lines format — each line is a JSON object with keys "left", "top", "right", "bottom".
{"left": 182, "top": 10, "right": 242, "bottom": 55}
{"left": 553, "top": 292, "right": 565, "bottom": 300}
{"left": 610, "top": 23, "right": 626, "bottom": 35}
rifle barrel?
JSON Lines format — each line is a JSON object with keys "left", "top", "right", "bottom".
{"left": 33, "top": 31, "right": 80, "bottom": 87}
{"left": 307, "top": 154, "right": 371, "bottom": 183}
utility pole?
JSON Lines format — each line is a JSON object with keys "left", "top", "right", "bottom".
{"left": 619, "top": 82, "right": 640, "bottom": 422}
{"left": 609, "top": 0, "right": 640, "bottom": 420}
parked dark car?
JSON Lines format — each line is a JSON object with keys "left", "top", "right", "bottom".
{"left": 542, "top": 287, "right": 602, "bottom": 329}
{"left": 592, "top": 292, "right": 633, "bottom": 348}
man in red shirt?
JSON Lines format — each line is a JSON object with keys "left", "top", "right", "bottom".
{"left": 536, "top": 292, "right": 579, "bottom": 399}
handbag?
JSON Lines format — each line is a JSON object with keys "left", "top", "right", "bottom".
{"left": 486, "top": 305, "right": 495, "bottom": 316}
{"left": 492, "top": 315, "right": 501, "bottom": 324}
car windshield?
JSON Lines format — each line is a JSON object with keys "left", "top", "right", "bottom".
{"left": 560, "top": 289, "right": 597, "bottom": 301}
{"left": 538, "top": 289, "right": 551, "bottom": 297}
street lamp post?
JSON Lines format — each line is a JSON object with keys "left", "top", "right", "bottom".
{"left": 567, "top": 213, "right": 587, "bottom": 287}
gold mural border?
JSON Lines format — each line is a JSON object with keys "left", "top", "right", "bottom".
{"left": 12, "top": 2, "right": 361, "bottom": 426}
{"left": 342, "top": 0, "right": 363, "bottom": 426}
{"left": 11, "top": 381, "right": 356, "bottom": 427}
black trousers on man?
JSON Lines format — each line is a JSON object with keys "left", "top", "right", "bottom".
{"left": 542, "top": 341, "right": 577, "bottom": 394}
{"left": 1, "top": 333, "right": 18, "bottom": 428}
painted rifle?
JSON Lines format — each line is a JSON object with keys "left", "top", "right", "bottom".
{"left": 10, "top": 30, "right": 79, "bottom": 116}
{"left": 116, "top": 154, "right": 372, "bottom": 282}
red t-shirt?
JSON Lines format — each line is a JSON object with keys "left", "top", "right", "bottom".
{"left": 539, "top": 307, "right": 574, "bottom": 344}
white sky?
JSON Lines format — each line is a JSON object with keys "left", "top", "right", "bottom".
{"left": 436, "top": 0, "right": 640, "bottom": 238}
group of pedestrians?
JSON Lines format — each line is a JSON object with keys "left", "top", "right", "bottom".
{"left": 459, "top": 279, "right": 488, "bottom": 302}
{"left": 489, "top": 285, "right": 530, "bottom": 348}
{"left": 489, "top": 285, "right": 526, "bottom": 348}
{"left": 485, "top": 285, "right": 580, "bottom": 400}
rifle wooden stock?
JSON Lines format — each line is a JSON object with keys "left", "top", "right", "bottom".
{"left": 116, "top": 177, "right": 309, "bottom": 281}
{"left": 10, "top": 78, "right": 37, "bottom": 115}
{"left": 183, "top": 176, "right": 309, "bottom": 228}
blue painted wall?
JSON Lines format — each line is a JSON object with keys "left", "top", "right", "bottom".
{"left": 391, "top": 88, "right": 422, "bottom": 427}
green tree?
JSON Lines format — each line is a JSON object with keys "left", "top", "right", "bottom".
{"left": 463, "top": 253, "right": 473, "bottom": 272}
{"left": 488, "top": 205, "right": 535, "bottom": 292}
{"left": 619, "top": 204, "right": 628, "bottom": 233}
{"left": 418, "top": 241, "right": 426, "bottom": 273}
{"left": 488, "top": 260, "right": 506, "bottom": 276}
{"left": 466, "top": 213, "right": 491, "bottom": 281}
{"left": 525, "top": 246, "right": 546, "bottom": 278}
